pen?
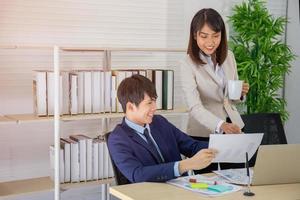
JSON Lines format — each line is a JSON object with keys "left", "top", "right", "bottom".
{"left": 246, "top": 152, "right": 249, "bottom": 178}
{"left": 243, "top": 152, "right": 255, "bottom": 196}
{"left": 189, "top": 178, "right": 217, "bottom": 185}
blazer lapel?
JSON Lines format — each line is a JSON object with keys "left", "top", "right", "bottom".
{"left": 149, "top": 125, "right": 167, "bottom": 160}
{"left": 121, "top": 120, "right": 162, "bottom": 163}
{"left": 203, "top": 64, "right": 224, "bottom": 99}
{"left": 223, "top": 64, "right": 231, "bottom": 97}
{"left": 203, "top": 64, "right": 222, "bottom": 87}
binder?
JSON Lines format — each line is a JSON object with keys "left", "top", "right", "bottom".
{"left": 70, "top": 135, "right": 87, "bottom": 181}
{"left": 77, "top": 71, "right": 84, "bottom": 114}
{"left": 84, "top": 71, "right": 92, "bottom": 114}
{"left": 49, "top": 145, "right": 64, "bottom": 183}
{"left": 98, "top": 140, "right": 104, "bottom": 179}
{"left": 70, "top": 73, "right": 78, "bottom": 115}
{"left": 60, "top": 138, "right": 71, "bottom": 182}
{"left": 33, "top": 71, "right": 47, "bottom": 116}
{"left": 61, "top": 71, "right": 70, "bottom": 115}
{"left": 92, "top": 139, "right": 100, "bottom": 180}
{"left": 104, "top": 71, "right": 112, "bottom": 112}
{"left": 68, "top": 138, "right": 80, "bottom": 183}
{"left": 153, "top": 70, "right": 163, "bottom": 110}
{"left": 162, "top": 70, "right": 174, "bottom": 110}
{"left": 92, "top": 71, "right": 101, "bottom": 113}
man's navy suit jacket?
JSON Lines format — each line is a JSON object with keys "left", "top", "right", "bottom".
{"left": 107, "top": 115, "right": 208, "bottom": 183}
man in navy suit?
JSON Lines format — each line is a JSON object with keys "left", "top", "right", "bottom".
{"left": 107, "top": 74, "right": 217, "bottom": 183}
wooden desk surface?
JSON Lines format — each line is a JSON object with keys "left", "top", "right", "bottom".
{"left": 110, "top": 182, "right": 300, "bottom": 200}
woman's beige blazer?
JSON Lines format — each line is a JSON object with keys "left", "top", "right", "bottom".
{"left": 180, "top": 50, "right": 244, "bottom": 137}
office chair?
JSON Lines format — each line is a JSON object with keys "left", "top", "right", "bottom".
{"left": 241, "top": 113, "right": 287, "bottom": 144}
{"left": 241, "top": 113, "right": 288, "bottom": 166}
{"left": 105, "top": 132, "right": 131, "bottom": 185}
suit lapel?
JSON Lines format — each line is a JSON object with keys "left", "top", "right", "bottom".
{"left": 223, "top": 63, "right": 231, "bottom": 97}
{"left": 203, "top": 64, "right": 224, "bottom": 99}
{"left": 121, "top": 120, "right": 162, "bottom": 163}
{"left": 203, "top": 64, "right": 221, "bottom": 86}
{"left": 149, "top": 125, "right": 167, "bottom": 160}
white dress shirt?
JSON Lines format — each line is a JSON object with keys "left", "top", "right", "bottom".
{"left": 201, "top": 53, "right": 225, "bottom": 134}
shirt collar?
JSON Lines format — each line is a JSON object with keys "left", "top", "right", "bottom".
{"left": 199, "top": 51, "right": 211, "bottom": 62}
{"left": 199, "top": 52, "right": 221, "bottom": 72}
{"left": 125, "top": 117, "right": 149, "bottom": 134}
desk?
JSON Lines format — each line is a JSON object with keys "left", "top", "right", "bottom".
{"left": 110, "top": 182, "right": 300, "bottom": 200}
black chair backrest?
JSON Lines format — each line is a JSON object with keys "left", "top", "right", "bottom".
{"left": 241, "top": 113, "right": 287, "bottom": 166}
{"left": 105, "top": 132, "right": 131, "bottom": 185}
{"left": 241, "top": 113, "right": 287, "bottom": 145}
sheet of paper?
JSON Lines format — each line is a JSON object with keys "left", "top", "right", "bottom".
{"left": 209, "top": 133, "right": 263, "bottom": 163}
{"left": 213, "top": 168, "right": 254, "bottom": 185}
{"left": 167, "top": 175, "right": 242, "bottom": 197}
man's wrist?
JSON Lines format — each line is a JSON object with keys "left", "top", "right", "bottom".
{"left": 174, "top": 161, "right": 181, "bottom": 177}
{"left": 178, "top": 159, "right": 191, "bottom": 175}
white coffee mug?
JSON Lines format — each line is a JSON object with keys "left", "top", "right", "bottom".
{"left": 228, "top": 80, "right": 243, "bottom": 100}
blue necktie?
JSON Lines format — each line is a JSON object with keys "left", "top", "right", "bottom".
{"left": 143, "top": 128, "right": 163, "bottom": 163}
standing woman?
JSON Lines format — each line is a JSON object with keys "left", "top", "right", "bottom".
{"left": 180, "top": 9, "right": 249, "bottom": 142}
{"left": 180, "top": 8, "right": 249, "bottom": 173}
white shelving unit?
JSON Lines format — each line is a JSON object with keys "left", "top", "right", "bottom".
{"left": 4, "top": 108, "right": 187, "bottom": 124}
{"left": 0, "top": 177, "right": 114, "bottom": 198}
{"left": 0, "top": 45, "right": 187, "bottom": 199}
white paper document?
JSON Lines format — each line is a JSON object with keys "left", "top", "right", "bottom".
{"left": 209, "top": 133, "right": 263, "bottom": 163}
{"left": 213, "top": 168, "right": 254, "bottom": 185}
{"left": 167, "top": 174, "right": 242, "bottom": 197}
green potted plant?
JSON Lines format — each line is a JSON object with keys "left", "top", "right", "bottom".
{"left": 229, "top": 0, "right": 295, "bottom": 121}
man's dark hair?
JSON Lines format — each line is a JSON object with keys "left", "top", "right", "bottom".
{"left": 187, "top": 8, "right": 228, "bottom": 66}
{"left": 117, "top": 74, "right": 157, "bottom": 113}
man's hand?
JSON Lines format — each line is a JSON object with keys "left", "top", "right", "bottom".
{"left": 179, "top": 149, "right": 217, "bottom": 174}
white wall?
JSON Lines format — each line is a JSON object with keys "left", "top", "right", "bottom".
{"left": 0, "top": 0, "right": 183, "bottom": 184}
{"left": 0, "top": 0, "right": 244, "bottom": 187}
{"left": 0, "top": 0, "right": 199, "bottom": 183}
{"left": 0, "top": 0, "right": 183, "bottom": 47}
{"left": 285, "top": 0, "right": 300, "bottom": 143}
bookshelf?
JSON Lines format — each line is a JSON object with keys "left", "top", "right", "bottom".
{"left": 0, "top": 115, "right": 15, "bottom": 124}
{"left": 61, "top": 47, "right": 185, "bottom": 52}
{"left": 0, "top": 45, "right": 187, "bottom": 199}
{"left": 0, "top": 45, "right": 187, "bottom": 125}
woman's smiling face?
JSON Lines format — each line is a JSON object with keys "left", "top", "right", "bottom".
{"left": 196, "top": 23, "right": 221, "bottom": 56}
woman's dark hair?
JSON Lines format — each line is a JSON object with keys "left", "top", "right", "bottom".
{"left": 117, "top": 74, "right": 157, "bottom": 113}
{"left": 187, "top": 8, "right": 227, "bottom": 66}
